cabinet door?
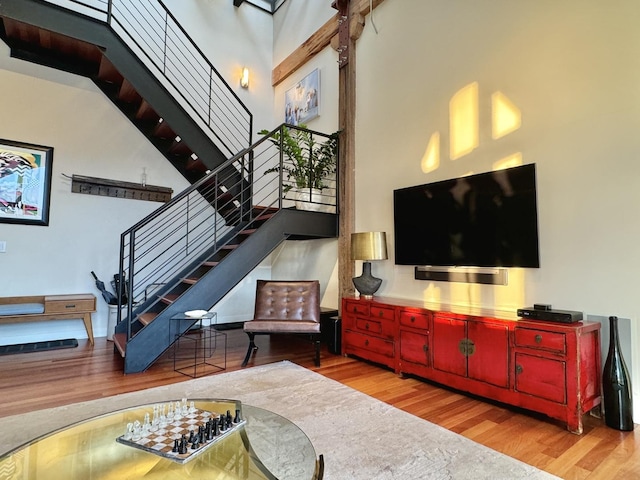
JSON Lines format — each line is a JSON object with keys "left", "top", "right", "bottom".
{"left": 432, "top": 316, "right": 467, "bottom": 376}
{"left": 467, "top": 320, "right": 509, "bottom": 387}
{"left": 515, "top": 353, "right": 566, "bottom": 404}
{"left": 400, "top": 330, "right": 429, "bottom": 366}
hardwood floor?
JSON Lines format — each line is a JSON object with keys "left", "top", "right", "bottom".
{"left": 1, "top": 329, "right": 638, "bottom": 479}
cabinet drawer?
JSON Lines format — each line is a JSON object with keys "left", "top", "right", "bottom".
{"left": 515, "top": 353, "right": 566, "bottom": 404}
{"left": 344, "top": 300, "right": 370, "bottom": 316}
{"left": 400, "top": 311, "right": 430, "bottom": 330}
{"left": 370, "top": 305, "right": 395, "bottom": 322}
{"left": 514, "top": 327, "right": 566, "bottom": 354}
{"left": 45, "top": 295, "right": 96, "bottom": 314}
{"left": 344, "top": 330, "right": 394, "bottom": 357}
{"left": 355, "top": 318, "right": 382, "bottom": 335}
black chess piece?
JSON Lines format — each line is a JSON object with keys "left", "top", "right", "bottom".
{"left": 213, "top": 418, "right": 220, "bottom": 436}
{"left": 188, "top": 429, "right": 195, "bottom": 443}
{"left": 179, "top": 437, "right": 188, "bottom": 454}
{"left": 234, "top": 409, "right": 241, "bottom": 423}
{"left": 172, "top": 438, "right": 179, "bottom": 453}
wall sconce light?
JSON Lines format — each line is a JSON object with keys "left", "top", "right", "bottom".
{"left": 240, "top": 67, "right": 249, "bottom": 89}
{"left": 351, "top": 232, "right": 388, "bottom": 299}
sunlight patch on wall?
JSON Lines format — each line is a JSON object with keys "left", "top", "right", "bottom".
{"left": 493, "top": 152, "right": 523, "bottom": 171}
{"left": 421, "top": 283, "right": 442, "bottom": 308}
{"left": 449, "top": 82, "right": 479, "bottom": 160}
{"left": 492, "top": 92, "right": 521, "bottom": 140}
{"left": 421, "top": 132, "right": 440, "bottom": 173}
{"left": 494, "top": 268, "right": 525, "bottom": 308}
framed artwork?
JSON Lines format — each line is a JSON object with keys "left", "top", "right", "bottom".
{"left": 0, "top": 139, "right": 54, "bottom": 226}
{"left": 284, "top": 68, "right": 320, "bottom": 126}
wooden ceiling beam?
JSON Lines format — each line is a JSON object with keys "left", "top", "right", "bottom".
{"left": 271, "top": 0, "right": 385, "bottom": 86}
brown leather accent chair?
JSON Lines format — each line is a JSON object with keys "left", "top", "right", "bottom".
{"left": 241, "top": 280, "right": 321, "bottom": 367}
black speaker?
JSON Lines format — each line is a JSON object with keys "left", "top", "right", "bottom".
{"left": 320, "top": 309, "right": 341, "bottom": 355}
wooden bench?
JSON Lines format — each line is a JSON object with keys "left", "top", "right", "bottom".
{"left": 0, "top": 294, "right": 96, "bottom": 345}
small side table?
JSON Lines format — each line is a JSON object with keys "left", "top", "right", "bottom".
{"left": 170, "top": 312, "right": 226, "bottom": 378}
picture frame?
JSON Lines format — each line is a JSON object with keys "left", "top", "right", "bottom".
{"left": 284, "top": 68, "right": 320, "bottom": 126}
{"left": 0, "top": 139, "right": 54, "bottom": 226}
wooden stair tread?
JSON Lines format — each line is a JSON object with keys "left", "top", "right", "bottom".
{"left": 138, "top": 312, "right": 157, "bottom": 326}
{"left": 112, "top": 333, "right": 126, "bottom": 357}
{"left": 160, "top": 294, "right": 179, "bottom": 304}
{"left": 118, "top": 78, "right": 141, "bottom": 103}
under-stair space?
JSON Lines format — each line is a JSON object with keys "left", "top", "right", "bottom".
{"left": 0, "top": 0, "right": 339, "bottom": 374}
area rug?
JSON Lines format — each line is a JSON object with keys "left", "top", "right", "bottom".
{"left": 0, "top": 361, "right": 559, "bottom": 479}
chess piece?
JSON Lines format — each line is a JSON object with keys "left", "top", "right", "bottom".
{"left": 234, "top": 409, "right": 241, "bottom": 423}
{"left": 172, "top": 438, "right": 179, "bottom": 453}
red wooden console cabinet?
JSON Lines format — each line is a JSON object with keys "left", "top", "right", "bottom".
{"left": 342, "top": 296, "right": 602, "bottom": 434}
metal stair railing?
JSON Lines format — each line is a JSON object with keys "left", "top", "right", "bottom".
{"left": 39, "top": 0, "right": 252, "bottom": 156}
{"left": 118, "top": 124, "right": 339, "bottom": 341}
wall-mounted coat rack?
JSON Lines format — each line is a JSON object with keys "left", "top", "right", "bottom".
{"left": 70, "top": 174, "right": 173, "bottom": 203}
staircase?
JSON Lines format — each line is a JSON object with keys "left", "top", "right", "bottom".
{"left": 0, "top": 0, "right": 340, "bottom": 373}
{"left": 0, "top": 0, "right": 251, "bottom": 183}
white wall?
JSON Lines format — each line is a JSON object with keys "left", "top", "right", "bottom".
{"left": 354, "top": 0, "right": 640, "bottom": 420}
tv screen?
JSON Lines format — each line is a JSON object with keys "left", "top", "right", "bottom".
{"left": 393, "top": 163, "right": 540, "bottom": 268}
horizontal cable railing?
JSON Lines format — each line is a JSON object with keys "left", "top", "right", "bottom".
{"left": 118, "top": 124, "right": 339, "bottom": 339}
{"left": 40, "top": 0, "right": 252, "bottom": 156}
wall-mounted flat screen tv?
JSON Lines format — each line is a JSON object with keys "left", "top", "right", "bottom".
{"left": 393, "top": 163, "right": 540, "bottom": 268}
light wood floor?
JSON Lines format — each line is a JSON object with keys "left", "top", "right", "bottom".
{"left": 1, "top": 329, "right": 638, "bottom": 479}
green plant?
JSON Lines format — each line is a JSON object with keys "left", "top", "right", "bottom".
{"left": 260, "top": 124, "right": 338, "bottom": 194}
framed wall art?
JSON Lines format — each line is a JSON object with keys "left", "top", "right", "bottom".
{"left": 284, "top": 68, "right": 320, "bottom": 126}
{"left": 0, "top": 139, "right": 54, "bottom": 226}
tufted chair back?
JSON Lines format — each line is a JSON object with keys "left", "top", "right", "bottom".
{"left": 241, "top": 280, "right": 321, "bottom": 366}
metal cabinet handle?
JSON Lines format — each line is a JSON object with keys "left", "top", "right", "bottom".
{"left": 422, "top": 344, "right": 428, "bottom": 352}
{"left": 410, "top": 316, "right": 416, "bottom": 323}
{"left": 364, "top": 339, "right": 369, "bottom": 346}
{"left": 365, "top": 323, "right": 369, "bottom": 330}
{"left": 535, "top": 334, "right": 542, "bottom": 344}
{"left": 378, "top": 311, "right": 384, "bottom": 317}
{"left": 516, "top": 364, "right": 523, "bottom": 374}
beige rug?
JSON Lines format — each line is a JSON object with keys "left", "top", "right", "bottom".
{"left": 0, "top": 361, "right": 559, "bottom": 479}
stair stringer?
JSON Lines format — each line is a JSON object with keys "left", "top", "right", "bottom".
{"left": 122, "top": 209, "right": 338, "bottom": 373}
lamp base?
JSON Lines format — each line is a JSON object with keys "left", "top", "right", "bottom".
{"left": 352, "top": 262, "right": 382, "bottom": 299}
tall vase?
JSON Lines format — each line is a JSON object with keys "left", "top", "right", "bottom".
{"left": 602, "top": 316, "right": 634, "bottom": 431}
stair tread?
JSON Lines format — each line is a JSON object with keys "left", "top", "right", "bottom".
{"left": 161, "top": 294, "right": 179, "bottom": 304}
{"left": 138, "top": 312, "right": 157, "bottom": 326}
{"left": 112, "top": 333, "right": 126, "bottom": 357}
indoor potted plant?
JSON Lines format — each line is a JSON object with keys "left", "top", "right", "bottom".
{"left": 259, "top": 124, "right": 338, "bottom": 211}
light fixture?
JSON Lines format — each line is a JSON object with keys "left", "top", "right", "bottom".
{"left": 240, "top": 67, "right": 249, "bottom": 89}
{"left": 351, "top": 232, "right": 388, "bottom": 299}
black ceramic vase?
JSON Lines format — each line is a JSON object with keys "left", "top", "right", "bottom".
{"left": 602, "top": 316, "right": 634, "bottom": 431}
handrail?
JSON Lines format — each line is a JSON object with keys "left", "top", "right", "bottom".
{"left": 37, "top": 0, "right": 252, "bottom": 156}
{"left": 118, "top": 124, "right": 339, "bottom": 338}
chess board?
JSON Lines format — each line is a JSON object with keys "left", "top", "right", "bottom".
{"left": 116, "top": 406, "right": 246, "bottom": 464}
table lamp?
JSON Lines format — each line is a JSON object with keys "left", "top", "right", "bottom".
{"left": 351, "top": 232, "right": 388, "bottom": 299}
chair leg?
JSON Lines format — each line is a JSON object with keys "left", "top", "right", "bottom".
{"left": 241, "top": 332, "right": 257, "bottom": 367}
{"left": 314, "top": 336, "right": 321, "bottom": 367}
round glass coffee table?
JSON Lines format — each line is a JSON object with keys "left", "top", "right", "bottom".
{"left": 0, "top": 399, "right": 322, "bottom": 479}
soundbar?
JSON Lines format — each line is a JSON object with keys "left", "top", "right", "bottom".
{"left": 516, "top": 307, "right": 583, "bottom": 323}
